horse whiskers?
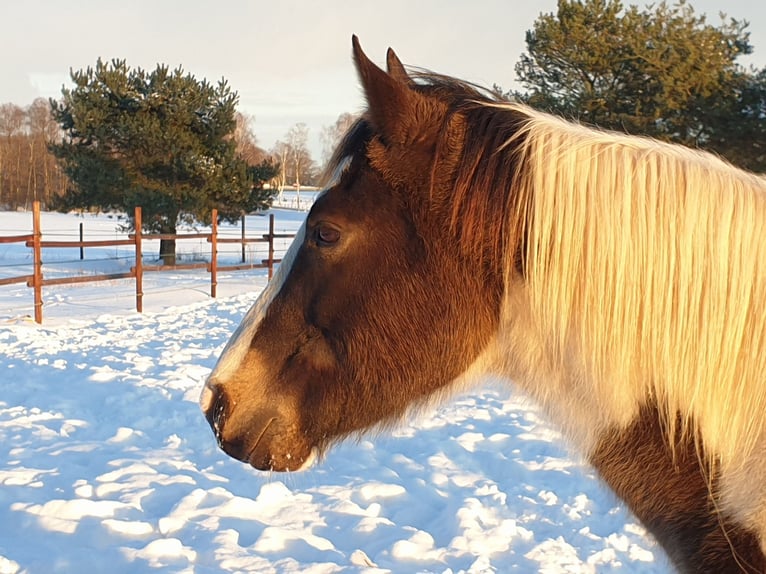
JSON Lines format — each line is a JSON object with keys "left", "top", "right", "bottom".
{"left": 246, "top": 416, "right": 277, "bottom": 464}
{"left": 212, "top": 396, "right": 227, "bottom": 449}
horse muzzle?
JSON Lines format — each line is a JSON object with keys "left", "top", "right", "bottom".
{"left": 201, "top": 377, "right": 317, "bottom": 472}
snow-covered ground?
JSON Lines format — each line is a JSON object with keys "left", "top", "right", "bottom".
{"left": 0, "top": 209, "right": 667, "bottom": 573}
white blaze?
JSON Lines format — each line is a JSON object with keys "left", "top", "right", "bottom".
{"left": 199, "top": 222, "right": 306, "bottom": 412}
{"left": 200, "top": 158, "right": 349, "bottom": 414}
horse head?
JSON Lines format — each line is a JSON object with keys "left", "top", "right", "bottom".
{"left": 200, "top": 36, "right": 510, "bottom": 471}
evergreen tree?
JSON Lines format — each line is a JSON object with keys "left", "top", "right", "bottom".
{"left": 50, "top": 59, "right": 274, "bottom": 264}
{"left": 508, "top": 0, "right": 764, "bottom": 170}
{"left": 703, "top": 68, "right": 766, "bottom": 172}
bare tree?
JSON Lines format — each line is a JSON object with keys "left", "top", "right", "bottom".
{"left": 286, "top": 123, "right": 311, "bottom": 191}
{"left": 0, "top": 100, "right": 68, "bottom": 209}
{"left": 268, "top": 124, "right": 319, "bottom": 207}
{"left": 26, "top": 98, "right": 62, "bottom": 206}
{"left": 320, "top": 112, "right": 357, "bottom": 168}
{"left": 0, "top": 103, "right": 25, "bottom": 137}
{"left": 233, "top": 111, "right": 267, "bottom": 165}
{"left": 270, "top": 140, "right": 289, "bottom": 201}
{"left": 0, "top": 103, "right": 25, "bottom": 207}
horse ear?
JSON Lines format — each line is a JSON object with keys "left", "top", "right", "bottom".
{"left": 386, "top": 47, "right": 410, "bottom": 84}
{"left": 352, "top": 35, "right": 419, "bottom": 144}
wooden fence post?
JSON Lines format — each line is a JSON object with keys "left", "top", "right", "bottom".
{"left": 79, "top": 222, "right": 84, "bottom": 260}
{"left": 240, "top": 214, "right": 246, "bottom": 263}
{"left": 134, "top": 207, "right": 143, "bottom": 313}
{"left": 267, "top": 213, "right": 275, "bottom": 280}
{"left": 210, "top": 209, "right": 218, "bottom": 298}
{"left": 32, "top": 201, "right": 43, "bottom": 324}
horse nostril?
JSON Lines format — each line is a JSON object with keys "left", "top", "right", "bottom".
{"left": 199, "top": 376, "right": 218, "bottom": 413}
{"left": 201, "top": 382, "right": 289, "bottom": 469}
{"left": 214, "top": 400, "right": 229, "bottom": 447}
{"left": 202, "top": 384, "right": 229, "bottom": 446}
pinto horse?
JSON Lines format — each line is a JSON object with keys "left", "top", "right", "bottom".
{"left": 201, "top": 37, "right": 766, "bottom": 572}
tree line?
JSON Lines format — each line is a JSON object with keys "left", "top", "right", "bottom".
{"left": 0, "top": 93, "right": 342, "bottom": 215}
{"left": 0, "top": 99, "right": 69, "bottom": 210}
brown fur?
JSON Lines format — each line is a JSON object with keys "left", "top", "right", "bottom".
{"left": 592, "top": 405, "right": 765, "bottom": 573}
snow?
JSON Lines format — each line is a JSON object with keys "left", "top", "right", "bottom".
{"left": 0, "top": 209, "right": 667, "bottom": 573}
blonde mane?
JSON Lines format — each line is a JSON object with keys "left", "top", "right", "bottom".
{"left": 505, "top": 104, "right": 766, "bottom": 472}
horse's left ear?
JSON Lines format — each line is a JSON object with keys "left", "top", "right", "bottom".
{"left": 386, "top": 47, "right": 410, "bottom": 84}
{"left": 352, "top": 35, "right": 426, "bottom": 145}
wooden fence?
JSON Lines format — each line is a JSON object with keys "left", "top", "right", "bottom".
{"left": 0, "top": 201, "right": 296, "bottom": 323}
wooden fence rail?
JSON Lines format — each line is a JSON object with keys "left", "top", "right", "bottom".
{"left": 0, "top": 201, "right": 295, "bottom": 323}
{"left": 0, "top": 233, "right": 35, "bottom": 288}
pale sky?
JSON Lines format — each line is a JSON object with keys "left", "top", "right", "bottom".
{"left": 3, "top": 0, "right": 765, "bottom": 160}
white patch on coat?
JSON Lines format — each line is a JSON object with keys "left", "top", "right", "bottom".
{"left": 200, "top": 157, "right": 353, "bottom": 413}
{"left": 199, "top": 222, "right": 305, "bottom": 412}
{"left": 717, "top": 434, "right": 766, "bottom": 552}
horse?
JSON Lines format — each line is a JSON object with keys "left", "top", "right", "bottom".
{"left": 200, "top": 36, "right": 766, "bottom": 572}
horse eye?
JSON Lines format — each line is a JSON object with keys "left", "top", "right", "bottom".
{"left": 316, "top": 225, "right": 341, "bottom": 246}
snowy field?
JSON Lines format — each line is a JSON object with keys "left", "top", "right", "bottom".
{"left": 0, "top": 209, "right": 667, "bottom": 573}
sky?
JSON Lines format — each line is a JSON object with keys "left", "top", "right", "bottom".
{"left": 3, "top": 0, "right": 765, "bottom": 161}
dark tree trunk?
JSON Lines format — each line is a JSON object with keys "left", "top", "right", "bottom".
{"left": 159, "top": 238, "right": 176, "bottom": 266}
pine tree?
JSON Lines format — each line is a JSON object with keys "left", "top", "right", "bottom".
{"left": 50, "top": 59, "right": 274, "bottom": 264}
{"left": 508, "top": 0, "right": 764, "bottom": 170}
